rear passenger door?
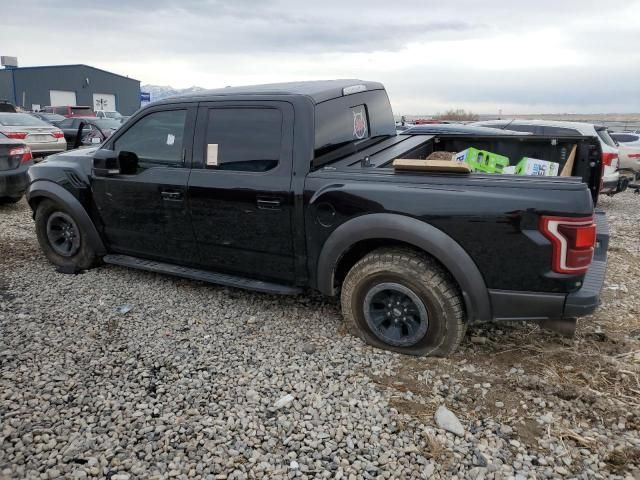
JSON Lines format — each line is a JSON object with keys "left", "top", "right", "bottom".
{"left": 188, "top": 102, "right": 296, "bottom": 283}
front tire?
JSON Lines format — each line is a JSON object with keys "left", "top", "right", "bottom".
{"left": 341, "top": 248, "right": 466, "bottom": 357}
{"left": 35, "top": 199, "right": 98, "bottom": 271}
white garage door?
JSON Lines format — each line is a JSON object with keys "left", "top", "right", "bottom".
{"left": 93, "top": 93, "right": 116, "bottom": 111}
{"left": 49, "top": 90, "right": 77, "bottom": 106}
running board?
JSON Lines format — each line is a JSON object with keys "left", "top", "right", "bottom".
{"left": 103, "top": 254, "right": 302, "bottom": 295}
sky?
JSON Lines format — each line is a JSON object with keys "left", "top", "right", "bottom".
{"left": 3, "top": 0, "right": 640, "bottom": 114}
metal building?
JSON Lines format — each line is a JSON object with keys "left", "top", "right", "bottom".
{"left": 0, "top": 64, "right": 141, "bottom": 115}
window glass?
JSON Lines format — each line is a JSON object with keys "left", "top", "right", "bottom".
{"left": 0, "top": 113, "right": 50, "bottom": 127}
{"left": 206, "top": 108, "right": 281, "bottom": 172}
{"left": 542, "top": 127, "right": 580, "bottom": 136}
{"left": 611, "top": 133, "right": 638, "bottom": 143}
{"left": 596, "top": 128, "right": 617, "bottom": 148}
{"left": 71, "top": 107, "right": 94, "bottom": 116}
{"left": 58, "top": 118, "right": 73, "bottom": 128}
{"left": 45, "top": 113, "right": 65, "bottom": 123}
{"left": 503, "top": 124, "right": 538, "bottom": 134}
{"left": 314, "top": 93, "right": 394, "bottom": 158}
{"left": 114, "top": 109, "right": 187, "bottom": 165}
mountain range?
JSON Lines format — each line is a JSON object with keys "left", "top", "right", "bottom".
{"left": 141, "top": 85, "right": 208, "bottom": 101}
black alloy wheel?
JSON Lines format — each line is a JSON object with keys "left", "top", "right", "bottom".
{"left": 46, "top": 211, "right": 81, "bottom": 257}
{"left": 363, "top": 282, "right": 429, "bottom": 347}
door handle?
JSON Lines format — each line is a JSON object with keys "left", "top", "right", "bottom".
{"left": 256, "top": 198, "right": 281, "bottom": 210}
{"left": 161, "top": 190, "right": 183, "bottom": 201}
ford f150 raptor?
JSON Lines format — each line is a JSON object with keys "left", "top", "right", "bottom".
{"left": 25, "top": 80, "right": 608, "bottom": 356}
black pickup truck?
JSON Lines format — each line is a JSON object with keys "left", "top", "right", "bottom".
{"left": 25, "top": 80, "right": 608, "bottom": 356}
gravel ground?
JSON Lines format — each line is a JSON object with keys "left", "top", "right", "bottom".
{"left": 1, "top": 194, "right": 639, "bottom": 480}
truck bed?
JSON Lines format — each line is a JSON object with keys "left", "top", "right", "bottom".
{"left": 320, "top": 133, "right": 602, "bottom": 202}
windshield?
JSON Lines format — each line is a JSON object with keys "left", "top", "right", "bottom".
{"left": 0, "top": 113, "right": 50, "bottom": 127}
{"left": 71, "top": 107, "right": 93, "bottom": 114}
{"left": 38, "top": 113, "right": 65, "bottom": 122}
{"left": 103, "top": 111, "right": 122, "bottom": 119}
{"left": 91, "top": 119, "right": 121, "bottom": 130}
{"left": 596, "top": 128, "right": 617, "bottom": 148}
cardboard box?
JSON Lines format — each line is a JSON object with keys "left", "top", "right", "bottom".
{"left": 515, "top": 157, "right": 559, "bottom": 176}
{"left": 454, "top": 148, "right": 510, "bottom": 173}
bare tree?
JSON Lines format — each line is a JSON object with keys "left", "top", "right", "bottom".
{"left": 435, "top": 109, "right": 479, "bottom": 121}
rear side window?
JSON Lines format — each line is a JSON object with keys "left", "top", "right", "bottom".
{"left": 504, "top": 124, "right": 539, "bottom": 134}
{"left": 596, "top": 128, "right": 617, "bottom": 148}
{"left": 205, "top": 108, "right": 282, "bottom": 172}
{"left": 113, "top": 109, "right": 187, "bottom": 166}
{"left": 541, "top": 126, "right": 581, "bottom": 136}
{"left": 314, "top": 90, "right": 396, "bottom": 158}
{"left": 611, "top": 133, "right": 639, "bottom": 143}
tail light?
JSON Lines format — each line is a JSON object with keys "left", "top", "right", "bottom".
{"left": 602, "top": 152, "right": 618, "bottom": 167}
{"left": 9, "top": 146, "right": 33, "bottom": 163}
{"left": 52, "top": 131, "right": 65, "bottom": 138}
{"left": 1, "top": 131, "right": 28, "bottom": 139}
{"left": 539, "top": 216, "right": 596, "bottom": 275}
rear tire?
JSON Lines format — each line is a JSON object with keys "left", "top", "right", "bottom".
{"left": 341, "top": 247, "right": 466, "bottom": 357}
{"left": 35, "top": 199, "right": 98, "bottom": 271}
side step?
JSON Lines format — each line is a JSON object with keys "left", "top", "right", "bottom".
{"left": 103, "top": 254, "right": 302, "bottom": 295}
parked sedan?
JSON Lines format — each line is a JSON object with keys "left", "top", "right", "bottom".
{"left": 0, "top": 113, "right": 66, "bottom": 157}
{"left": 0, "top": 139, "right": 33, "bottom": 204}
{"left": 611, "top": 132, "right": 640, "bottom": 179}
{"left": 55, "top": 117, "right": 122, "bottom": 148}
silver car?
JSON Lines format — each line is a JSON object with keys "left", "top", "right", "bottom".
{"left": 0, "top": 112, "right": 67, "bottom": 157}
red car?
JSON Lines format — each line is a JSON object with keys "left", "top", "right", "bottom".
{"left": 43, "top": 106, "right": 95, "bottom": 117}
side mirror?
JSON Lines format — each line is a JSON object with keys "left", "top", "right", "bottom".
{"left": 93, "top": 150, "right": 139, "bottom": 176}
{"left": 93, "top": 149, "right": 119, "bottom": 177}
{"left": 118, "top": 151, "right": 139, "bottom": 175}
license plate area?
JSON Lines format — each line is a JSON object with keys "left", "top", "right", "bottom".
{"left": 28, "top": 134, "right": 55, "bottom": 142}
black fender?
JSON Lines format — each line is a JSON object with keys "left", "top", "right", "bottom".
{"left": 316, "top": 213, "right": 491, "bottom": 322}
{"left": 26, "top": 180, "right": 107, "bottom": 255}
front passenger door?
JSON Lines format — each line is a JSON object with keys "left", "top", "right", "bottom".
{"left": 91, "top": 105, "right": 199, "bottom": 264}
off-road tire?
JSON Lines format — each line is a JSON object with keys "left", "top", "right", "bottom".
{"left": 35, "top": 199, "right": 98, "bottom": 271}
{"left": 341, "top": 247, "right": 466, "bottom": 357}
